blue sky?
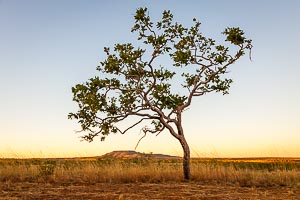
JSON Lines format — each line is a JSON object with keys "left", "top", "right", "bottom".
{"left": 0, "top": 1, "right": 299, "bottom": 158}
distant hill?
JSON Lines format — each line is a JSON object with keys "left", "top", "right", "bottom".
{"left": 101, "top": 150, "right": 180, "bottom": 159}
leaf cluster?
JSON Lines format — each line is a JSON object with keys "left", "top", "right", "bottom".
{"left": 69, "top": 7, "right": 252, "bottom": 142}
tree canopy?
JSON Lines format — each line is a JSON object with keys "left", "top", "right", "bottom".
{"left": 69, "top": 7, "right": 252, "bottom": 179}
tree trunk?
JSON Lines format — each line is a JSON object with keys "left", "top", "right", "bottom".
{"left": 179, "top": 136, "right": 191, "bottom": 180}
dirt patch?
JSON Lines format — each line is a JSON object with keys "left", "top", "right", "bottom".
{"left": 1, "top": 182, "right": 299, "bottom": 200}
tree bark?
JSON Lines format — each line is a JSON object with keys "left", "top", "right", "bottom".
{"left": 179, "top": 136, "right": 191, "bottom": 180}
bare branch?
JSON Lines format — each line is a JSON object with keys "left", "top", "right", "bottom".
{"left": 119, "top": 118, "right": 149, "bottom": 134}
{"left": 134, "top": 129, "right": 146, "bottom": 150}
{"left": 135, "top": 125, "right": 165, "bottom": 150}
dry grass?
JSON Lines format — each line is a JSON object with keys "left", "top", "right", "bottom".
{"left": 1, "top": 157, "right": 300, "bottom": 199}
{"left": 1, "top": 157, "right": 299, "bottom": 187}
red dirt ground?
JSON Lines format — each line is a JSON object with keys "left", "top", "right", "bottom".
{"left": 1, "top": 182, "right": 299, "bottom": 200}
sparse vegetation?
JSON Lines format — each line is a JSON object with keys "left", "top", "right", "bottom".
{"left": 1, "top": 155, "right": 299, "bottom": 199}
{"left": 1, "top": 156, "right": 299, "bottom": 186}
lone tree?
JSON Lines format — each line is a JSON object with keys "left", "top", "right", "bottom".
{"left": 69, "top": 7, "right": 252, "bottom": 180}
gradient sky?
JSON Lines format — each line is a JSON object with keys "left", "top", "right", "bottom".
{"left": 0, "top": 0, "right": 299, "bottom": 158}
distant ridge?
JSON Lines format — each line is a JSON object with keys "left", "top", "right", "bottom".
{"left": 102, "top": 150, "right": 180, "bottom": 159}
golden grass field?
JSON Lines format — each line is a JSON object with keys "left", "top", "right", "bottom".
{"left": 0, "top": 152, "right": 299, "bottom": 199}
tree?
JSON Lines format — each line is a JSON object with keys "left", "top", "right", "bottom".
{"left": 68, "top": 7, "right": 252, "bottom": 180}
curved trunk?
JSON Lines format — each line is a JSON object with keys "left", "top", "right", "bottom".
{"left": 179, "top": 136, "right": 191, "bottom": 180}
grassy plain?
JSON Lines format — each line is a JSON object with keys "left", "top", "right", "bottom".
{"left": 0, "top": 154, "right": 299, "bottom": 199}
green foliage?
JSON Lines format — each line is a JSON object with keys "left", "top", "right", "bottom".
{"left": 69, "top": 7, "right": 252, "bottom": 143}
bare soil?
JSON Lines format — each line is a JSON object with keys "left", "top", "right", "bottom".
{"left": 1, "top": 182, "right": 299, "bottom": 200}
